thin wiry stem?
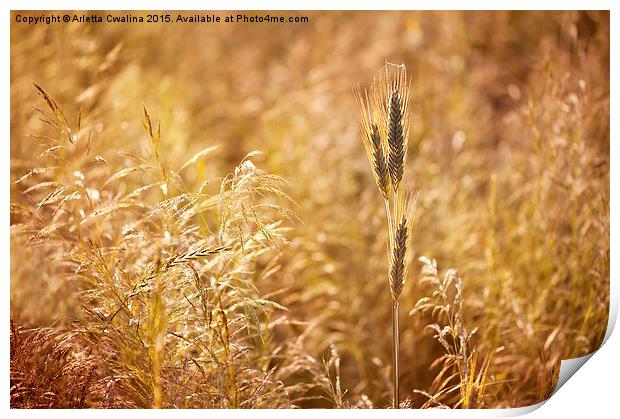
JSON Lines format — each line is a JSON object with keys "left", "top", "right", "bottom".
{"left": 384, "top": 199, "right": 393, "bottom": 242}
{"left": 386, "top": 194, "right": 401, "bottom": 409}
{"left": 392, "top": 300, "right": 400, "bottom": 409}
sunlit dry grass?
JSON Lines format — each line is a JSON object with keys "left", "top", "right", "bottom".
{"left": 10, "top": 10, "right": 609, "bottom": 408}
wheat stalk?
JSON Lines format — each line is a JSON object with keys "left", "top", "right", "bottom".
{"left": 355, "top": 63, "right": 416, "bottom": 408}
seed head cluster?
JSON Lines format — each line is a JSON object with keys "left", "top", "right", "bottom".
{"left": 355, "top": 63, "right": 416, "bottom": 301}
{"left": 355, "top": 63, "right": 417, "bottom": 409}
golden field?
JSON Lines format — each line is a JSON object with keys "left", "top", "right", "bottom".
{"left": 10, "top": 10, "right": 609, "bottom": 408}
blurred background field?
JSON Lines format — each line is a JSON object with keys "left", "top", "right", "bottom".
{"left": 10, "top": 11, "right": 609, "bottom": 408}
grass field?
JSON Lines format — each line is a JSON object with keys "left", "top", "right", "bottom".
{"left": 10, "top": 10, "right": 609, "bottom": 408}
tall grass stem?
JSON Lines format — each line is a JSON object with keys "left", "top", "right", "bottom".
{"left": 392, "top": 300, "right": 400, "bottom": 409}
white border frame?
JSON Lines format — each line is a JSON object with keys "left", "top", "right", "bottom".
{"left": 2, "top": 2, "right": 616, "bottom": 417}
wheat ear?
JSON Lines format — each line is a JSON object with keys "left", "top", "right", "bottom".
{"left": 356, "top": 63, "right": 415, "bottom": 408}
